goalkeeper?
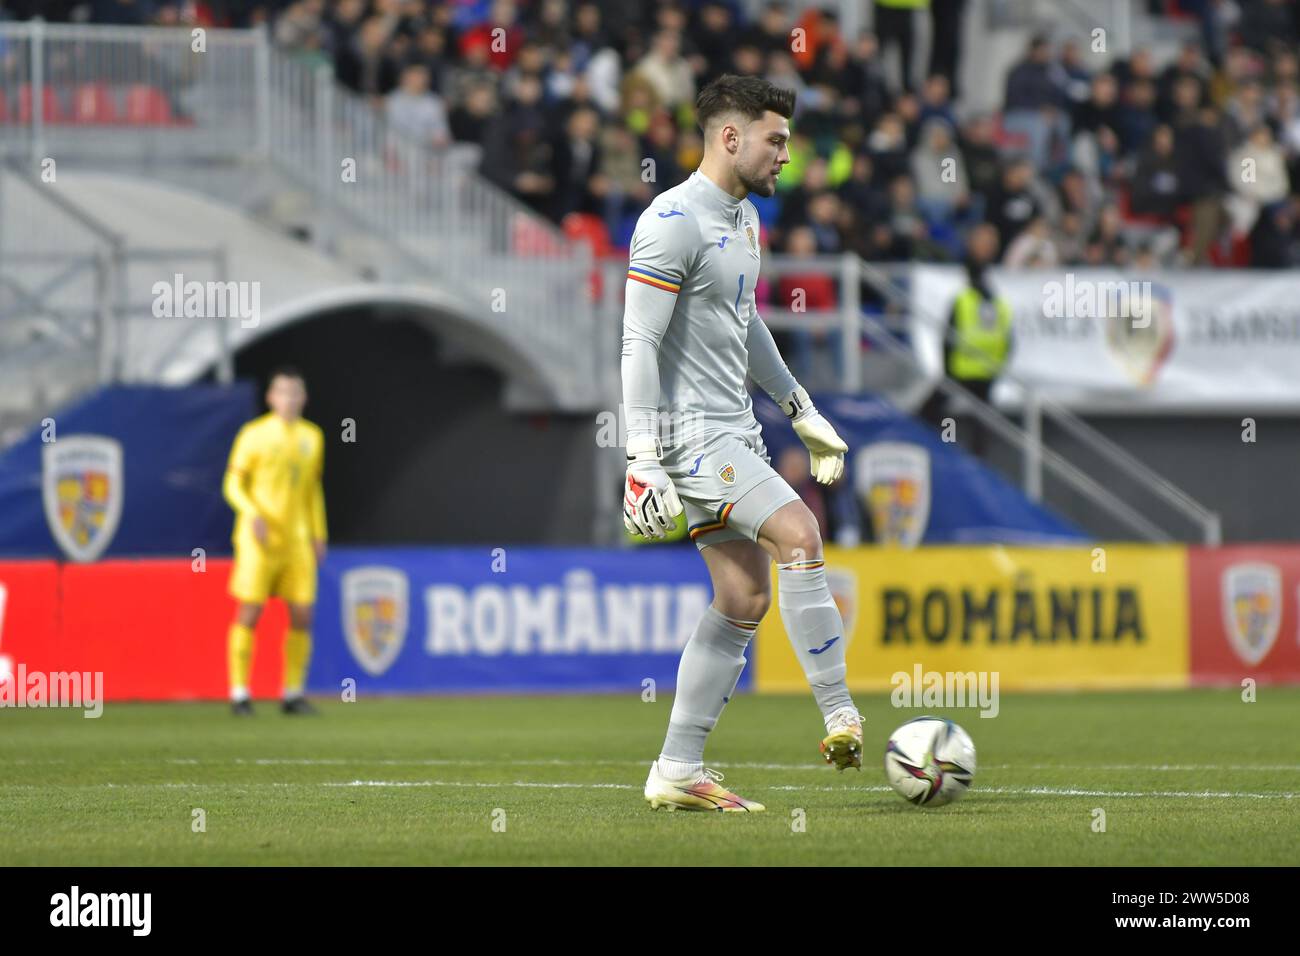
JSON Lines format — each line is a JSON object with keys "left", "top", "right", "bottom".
{"left": 623, "top": 75, "right": 862, "bottom": 813}
{"left": 223, "top": 367, "right": 327, "bottom": 716}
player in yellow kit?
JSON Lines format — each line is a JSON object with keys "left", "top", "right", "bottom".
{"left": 223, "top": 367, "right": 327, "bottom": 716}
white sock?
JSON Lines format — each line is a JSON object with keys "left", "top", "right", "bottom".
{"left": 230, "top": 687, "right": 249, "bottom": 703}
{"left": 658, "top": 606, "right": 754, "bottom": 770}
{"left": 777, "top": 560, "right": 855, "bottom": 720}
{"left": 657, "top": 755, "right": 703, "bottom": 781}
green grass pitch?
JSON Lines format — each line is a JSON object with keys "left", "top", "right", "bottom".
{"left": 2, "top": 689, "right": 1297, "bottom": 865}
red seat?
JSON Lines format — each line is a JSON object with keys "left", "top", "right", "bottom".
{"left": 72, "top": 83, "right": 119, "bottom": 124}
{"left": 18, "top": 84, "right": 66, "bottom": 123}
{"left": 124, "top": 85, "right": 173, "bottom": 125}
{"left": 1208, "top": 232, "right": 1251, "bottom": 267}
{"left": 1116, "top": 186, "right": 1167, "bottom": 226}
{"left": 511, "top": 213, "right": 564, "bottom": 256}
{"left": 561, "top": 212, "right": 613, "bottom": 257}
{"left": 561, "top": 213, "right": 614, "bottom": 302}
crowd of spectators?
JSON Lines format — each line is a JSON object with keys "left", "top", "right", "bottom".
{"left": 8, "top": 0, "right": 1299, "bottom": 273}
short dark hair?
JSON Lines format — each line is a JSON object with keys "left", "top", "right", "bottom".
{"left": 695, "top": 74, "right": 795, "bottom": 135}
{"left": 267, "top": 365, "right": 305, "bottom": 387}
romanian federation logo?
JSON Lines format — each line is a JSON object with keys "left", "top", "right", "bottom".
{"left": 825, "top": 567, "right": 859, "bottom": 648}
{"left": 1104, "top": 282, "right": 1175, "bottom": 387}
{"left": 1221, "top": 562, "right": 1280, "bottom": 666}
{"left": 718, "top": 462, "right": 736, "bottom": 484}
{"left": 341, "top": 566, "right": 409, "bottom": 676}
{"left": 741, "top": 217, "right": 759, "bottom": 257}
{"left": 854, "top": 442, "right": 931, "bottom": 548}
{"left": 41, "top": 435, "right": 123, "bottom": 562}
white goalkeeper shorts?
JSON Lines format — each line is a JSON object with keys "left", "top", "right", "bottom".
{"left": 666, "top": 432, "right": 800, "bottom": 550}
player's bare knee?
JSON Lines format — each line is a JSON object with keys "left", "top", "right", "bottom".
{"left": 714, "top": 580, "right": 769, "bottom": 623}
{"left": 779, "top": 513, "right": 822, "bottom": 564}
{"left": 737, "top": 587, "right": 771, "bottom": 622}
{"left": 289, "top": 605, "right": 314, "bottom": 630}
{"left": 237, "top": 603, "right": 263, "bottom": 627}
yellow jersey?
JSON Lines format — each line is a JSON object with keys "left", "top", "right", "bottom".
{"left": 223, "top": 412, "right": 327, "bottom": 552}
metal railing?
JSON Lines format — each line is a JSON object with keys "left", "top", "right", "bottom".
{"left": 0, "top": 20, "right": 601, "bottom": 410}
{"left": 1, "top": 161, "right": 118, "bottom": 420}
{"left": 856, "top": 255, "right": 1221, "bottom": 544}
{"left": 0, "top": 20, "right": 263, "bottom": 163}
{"left": 263, "top": 52, "right": 597, "bottom": 398}
{"left": 0, "top": 162, "right": 228, "bottom": 427}
{"left": 987, "top": 0, "right": 1134, "bottom": 54}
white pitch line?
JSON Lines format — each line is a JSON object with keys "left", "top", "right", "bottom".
{"left": 317, "top": 781, "right": 1300, "bottom": 799}
{"left": 158, "top": 758, "right": 1300, "bottom": 772}
{"left": 766, "top": 784, "right": 1300, "bottom": 800}
{"left": 327, "top": 780, "right": 638, "bottom": 790}
{"left": 3, "top": 780, "right": 1292, "bottom": 799}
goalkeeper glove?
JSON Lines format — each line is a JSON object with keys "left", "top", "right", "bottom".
{"left": 779, "top": 385, "right": 847, "bottom": 485}
{"left": 623, "top": 434, "right": 684, "bottom": 539}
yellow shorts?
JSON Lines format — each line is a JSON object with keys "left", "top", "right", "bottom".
{"left": 229, "top": 543, "right": 317, "bottom": 606}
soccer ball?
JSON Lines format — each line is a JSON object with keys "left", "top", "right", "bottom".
{"left": 884, "top": 717, "right": 977, "bottom": 807}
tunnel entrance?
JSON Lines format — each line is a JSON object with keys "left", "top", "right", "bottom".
{"left": 222, "top": 304, "right": 598, "bottom": 545}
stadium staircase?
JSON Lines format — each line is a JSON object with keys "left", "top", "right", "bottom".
{"left": 0, "top": 20, "right": 607, "bottom": 451}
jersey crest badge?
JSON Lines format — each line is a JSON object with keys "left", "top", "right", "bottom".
{"left": 718, "top": 462, "right": 736, "bottom": 484}
{"left": 741, "top": 218, "right": 759, "bottom": 257}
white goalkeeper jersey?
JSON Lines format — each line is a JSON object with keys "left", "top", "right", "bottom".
{"left": 620, "top": 169, "right": 798, "bottom": 476}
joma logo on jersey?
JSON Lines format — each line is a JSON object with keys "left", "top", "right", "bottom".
{"left": 342, "top": 567, "right": 409, "bottom": 676}
{"left": 717, "top": 462, "right": 736, "bottom": 484}
{"left": 42, "top": 435, "right": 124, "bottom": 562}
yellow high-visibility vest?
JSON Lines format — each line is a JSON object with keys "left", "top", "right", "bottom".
{"left": 948, "top": 288, "right": 1012, "bottom": 380}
